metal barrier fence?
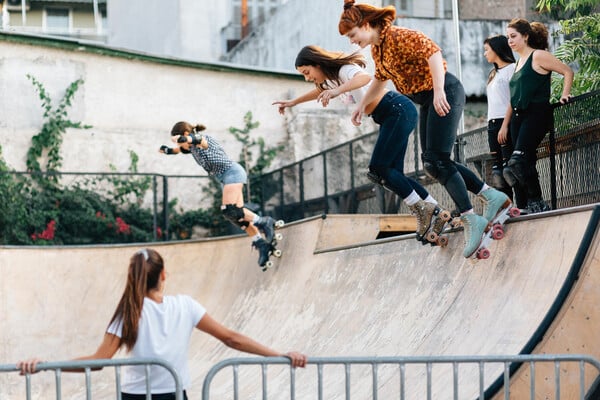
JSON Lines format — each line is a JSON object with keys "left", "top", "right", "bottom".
{"left": 201, "top": 354, "right": 600, "bottom": 400}
{"left": 0, "top": 358, "right": 183, "bottom": 400}
{"left": 256, "top": 90, "right": 600, "bottom": 221}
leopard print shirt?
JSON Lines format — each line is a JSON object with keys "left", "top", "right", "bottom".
{"left": 372, "top": 23, "right": 447, "bottom": 94}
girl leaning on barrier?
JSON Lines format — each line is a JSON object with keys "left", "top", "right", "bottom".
{"left": 501, "top": 18, "right": 574, "bottom": 213}
{"left": 17, "top": 248, "right": 307, "bottom": 400}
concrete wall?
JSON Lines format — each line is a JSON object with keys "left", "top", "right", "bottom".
{"left": 0, "top": 33, "right": 377, "bottom": 207}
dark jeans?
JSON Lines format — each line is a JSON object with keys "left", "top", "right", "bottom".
{"left": 409, "top": 72, "right": 483, "bottom": 212}
{"left": 369, "top": 90, "right": 429, "bottom": 199}
{"left": 509, "top": 101, "right": 552, "bottom": 200}
{"left": 121, "top": 391, "right": 188, "bottom": 400}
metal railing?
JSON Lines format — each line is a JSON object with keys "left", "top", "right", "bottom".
{"left": 255, "top": 90, "right": 600, "bottom": 221}
{"left": 0, "top": 358, "right": 183, "bottom": 400}
{"left": 201, "top": 354, "right": 600, "bottom": 400}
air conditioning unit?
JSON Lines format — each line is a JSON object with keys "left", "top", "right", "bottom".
{"left": 6, "top": 0, "right": 30, "bottom": 11}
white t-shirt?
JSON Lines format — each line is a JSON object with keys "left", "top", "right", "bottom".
{"left": 107, "top": 295, "right": 206, "bottom": 394}
{"left": 486, "top": 63, "right": 516, "bottom": 121}
{"left": 323, "top": 64, "right": 371, "bottom": 105}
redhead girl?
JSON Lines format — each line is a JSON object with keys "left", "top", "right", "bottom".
{"left": 338, "top": 0, "right": 513, "bottom": 258}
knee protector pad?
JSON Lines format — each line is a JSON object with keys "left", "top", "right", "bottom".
{"left": 503, "top": 152, "right": 527, "bottom": 187}
{"left": 421, "top": 152, "right": 439, "bottom": 180}
{"left": 422, "top": 152, "right": 456, "bottom": 185}
{"left": 221, "top": 204, "right": 249, "bottom": 229}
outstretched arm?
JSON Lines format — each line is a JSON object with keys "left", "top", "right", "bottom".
{"left": 273, "top": 88, "right": 320, "bottom": 115}
{"left": 196, "top": 313, "right": 307, "bottom": 368}
{"left": 317, "top": 71, "right": 372, "bottom": 107}
{"left": 17, "top": 333, "right": 121, "bottom": 375}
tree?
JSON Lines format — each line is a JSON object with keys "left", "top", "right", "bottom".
{"left": 536, "top": 0, "right": 600, "bottom": 97}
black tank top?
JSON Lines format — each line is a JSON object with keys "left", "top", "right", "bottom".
{"left": 509, "top": 50, "right": 551, "bottom": 110}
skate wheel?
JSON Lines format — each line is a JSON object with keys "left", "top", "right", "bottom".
{"left": 477, "top": 248, "right": 491, "bottom": 259}
{"left": 273, "top": 249, "right": 282, "bottom": 257}
{"left": 275, "top": 220, "right": 285, "bottom": 228}
{"left": 265, "top": 260, "right": 274, "bottom": 269}
{"left": 439, "top": 210, "right": 452, "bottom": 221}
{"left": 437, "top": 236, "right": 449, "bottom": 247}
{"left": 491, "top": 227, "right": 504, "bottom": 240}
{"left": 509, "top": 207, "right": 521, "bottom": 218}
{"left": 274, "top": 233, "right": 283, "bottom": 241}
{"left": 426, "top": 231, "right": 438, "bottom": 242}
{"left": 451, "top": 217, "right": 462, "bottom": 227}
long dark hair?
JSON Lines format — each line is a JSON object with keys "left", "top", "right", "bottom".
{"left": 108, "top": 248, "right": 164, "bottom": 351}
{"left": 484, "top": 35, "right": 515, "bottom": 84}
{"left": 338, "top": 0, "right": 396, "bottom": 35}
{"left": 295, "top": 45, "right": 366, "bottom": 90}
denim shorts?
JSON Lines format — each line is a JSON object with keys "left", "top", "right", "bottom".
{"left": 216, "top": 162, "right": 247, "bottom": 185}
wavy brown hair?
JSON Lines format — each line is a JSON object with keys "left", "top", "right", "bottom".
{"left": 338, "top": 0, "right": 396, "bottom": 36}
{"left": 295, "top": 45, "right": 366, "bottom": 90}
{"left": 108, "top": 248, "right": 164, "bottom": 351}
{"left": 508, "top": 18, "right": 549, "bottom": 50}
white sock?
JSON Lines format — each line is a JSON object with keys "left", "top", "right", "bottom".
{"left": 403, "top": 191, "right": 421, "bottom": 206}
{"left": 461, "top": 209, "right": 475, "bottom": 216}
{"left": 478, "top": 184, "right": 490, "bottom": 195}
{"left": 424, "top": 195, "right": 437, "bottom": 205}
{"left": 252, "top": 234, "right": 262, "bottom": 242}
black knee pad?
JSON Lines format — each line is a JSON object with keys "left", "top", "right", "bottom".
{"left": 221, "top": 204, "right": 249, "bottom": 229}
{"left": 504, "top": 152, "right": 527, "bottom": 186}
{"left": 422, "top": 152, "right": 456, "bottom": 185}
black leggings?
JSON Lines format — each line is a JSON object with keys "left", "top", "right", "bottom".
{"left": 509, "top": 101, "right": 552, "bottom": 200}
{"left": 410, "top": 72, "right": 484, "bottom": 212}
{"left": 121, "top": 391, "right": 188, "bottom": 400}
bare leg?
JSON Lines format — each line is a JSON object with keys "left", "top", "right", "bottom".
{"left": 222, "top": 183, "right": 259, "bottom": 236}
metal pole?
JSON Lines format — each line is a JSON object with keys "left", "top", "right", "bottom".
{"left": 21, "top": 0, "right": 26, "bottom": 26}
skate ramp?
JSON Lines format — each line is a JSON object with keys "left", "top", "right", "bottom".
{"left": 1, "top": 205, "right": 599, "bottom": 399}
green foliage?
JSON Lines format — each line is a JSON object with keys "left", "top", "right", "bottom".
{"left": 26, "top": 75, "right": 91, "bottom": 182}
{"left": 229, "top": 111, "right": 284, "bottom": 205}
{"left": 536, "top": 1, "right": 600, "bottom": 98}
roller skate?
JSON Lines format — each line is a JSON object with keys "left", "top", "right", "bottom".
{"left": 423, "top": 205, "right": 454, "bottom": 247}
{"left": 252, "top": 237, "right": 283, "bottom": 271}
{"left": 254, "top": 216, "right": 284, "bottom": 243}
{"left": 478, "top": 188, "right": 521, "bottom": 241}
{"left": 408, "top": 200, "right": 439, "bottom": 244}
{"left": 461, "top": 213, "right": 493, "bottom": 261}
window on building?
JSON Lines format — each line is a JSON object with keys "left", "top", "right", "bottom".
{"left": 383, "top": 0, "right": 411, "bottom": 15}
{"left": 45, "top": 8, "right": 70, "bottom": 33}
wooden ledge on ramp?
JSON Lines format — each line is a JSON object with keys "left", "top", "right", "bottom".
{"left": 314, "top": 214, "right": 416, "bottom": 252}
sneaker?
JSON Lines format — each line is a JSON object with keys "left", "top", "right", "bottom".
{"left": 254, "top": 216, "right": 275, "bottom": 242}
{"left": 491, "top": 168, "right": 510, "bottom": 191}
{"left": 461, "top": 213, "right": 490, "bottom": 258}
{"left": 478, "top": 188, "right": 511, "bottom": 222}
{"left": 408, "top": 200, "right": 437, "bottom": 241}
{"left": 527, "top": 198, "right": 550, "bottom": 214}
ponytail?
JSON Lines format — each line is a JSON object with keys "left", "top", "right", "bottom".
{"left": 108, "top": 248, "right": 164, "bottom": 352}
{"left": 338, "top": 0, "right": 396, "bottom": 35}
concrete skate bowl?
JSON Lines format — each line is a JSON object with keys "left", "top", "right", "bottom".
{"left": 1, "top": 204, "right": 599, "bottom": 399}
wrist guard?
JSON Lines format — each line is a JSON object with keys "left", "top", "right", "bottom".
{"left": 160, "top": 145, "right": 175, "bottom": 155}
{"left": 190, "top": 133, "right": 204, "bottom": 145}
{"left": 176, "top": 135, "right": 188, "bottom": 143}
